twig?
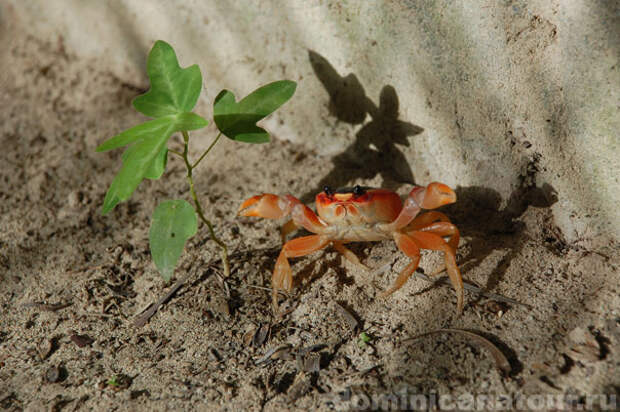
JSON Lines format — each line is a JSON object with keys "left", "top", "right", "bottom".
{"left": 133, "top": 270, "right": 196, "bottom": 328}
{"left": 246, "top": 284, "right": 291, "bottom": 298}
{"left": 402, "top": 328, "right": 512, "bottom": 376}
{"left": 214, "top": 270, "right": 231, "bottom": 298}
{"left": 132, "top": 247, "right": 280, "bottom": 327}
{"left": 22, "top": 302, "right": 72, "bottom": 311}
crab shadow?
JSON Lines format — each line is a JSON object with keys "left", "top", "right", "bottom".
{"left": 441, "top": 182, "right": 559, "bottom": 297}
{"left": 301, "top": 51, "right": 423, "bottom": 203}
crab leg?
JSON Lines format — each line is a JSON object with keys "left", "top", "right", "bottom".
{"left": 238, "top": 194, "right": 326, "bottom": 234}
{"left": 333, "top": 242, "right": 370, "bottom": 269}
{"left": 381, "top": 232, "right": 420, "bottom": 297}
{"left": 279, "top": 219, "right": 300, "bottom": 243}
{"left": 272, "top": 235, "right": 330, "bottom": 309}
{"left": 405, "top": 211, "right": 452, "bottom": 231}
{"left": 414, "top": 221, "right": 460, "bottom": 252}
{"left": 411, "top": 221, "right": 461, "bottom": 278}
{"left": 408, "top": 231, "right": 464, "bottom": 314}
{"left": 384, "top": 183, "right": 457, "bottom": 231}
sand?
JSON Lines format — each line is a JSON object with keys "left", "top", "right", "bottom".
{"left": 1, "top": 35, "right": 618, "bottom": 411}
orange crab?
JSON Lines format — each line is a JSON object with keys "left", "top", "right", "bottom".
{"left": 238, "top": 183, "right": 464, "bottom": 314}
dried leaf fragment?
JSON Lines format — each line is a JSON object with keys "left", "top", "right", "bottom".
{"left": 255, "top": 344, "right": 292, "bottom": 365}
{"left": 253, "top": 324, "right": 270, "bottom": 347}
{"left": 287, "top": 372, "right": 312, "bottom": 403}
{"left": 333, "top": 302, "right": 359, "bottom": 330}
{"left": 70, "top": 333, "right": 94, "bottom": 348}
{"left": 301, "top": 352, "right": 321, "bottom": 373}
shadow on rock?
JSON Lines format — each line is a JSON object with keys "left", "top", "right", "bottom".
{"left": 302, "top": 51, "right": 423, "bottom": 202}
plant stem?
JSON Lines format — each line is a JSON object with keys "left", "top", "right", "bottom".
{"left": 181, "top": 131, "right": 230, "bottom": 278}
{"left": 169, "top": 149, "right": 184, "bottom": 158}
{"left": 192, "top": 132, "right": 222, "bottom": 169}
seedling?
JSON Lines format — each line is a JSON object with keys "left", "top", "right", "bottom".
{"left": 358, "top": 332, "right": 372, "bottom": 348}
{"left": 97, "top": 40, "right": 296, "bottom": 281}
{"left": 105, "top": 374, "right": 132, "bottom": 390}
{"left": 106, "top": 375, "right": 120, "bottom": 387}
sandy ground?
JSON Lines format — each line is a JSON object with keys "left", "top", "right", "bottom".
{"left": 1, "top": 35, "right": 619, "bottom": 411}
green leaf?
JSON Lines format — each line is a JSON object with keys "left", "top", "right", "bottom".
{"left": 173, "top": 111, "right": 209, "bottom": 130}
{"left": 149, "top": 199, "right": 197, "bottom": 281}
{"left": 214, "top": 80, "right": 296, "bottom": 143}
{"left": 96, "top": 113, "right": 207, "bottom": 152}
{"left": 236, "top": 80, "right": 297, "bottom": 116}
{"left": 99, "top": 112, "right": 208, "bottom": 214}
{"left": 97, "top": 116, "right": 171, "bottom": 152}
{"left": 101, "top": 119, "right": 174, "bottom": 214}
{"left": 133, "top": 40, "right": 203, "bottom": 118}
{"left": 144, "top": 147, "right": 168, "bottom": 180}
{"left": 121, "top": 145, "right": 168, "bottom": 180}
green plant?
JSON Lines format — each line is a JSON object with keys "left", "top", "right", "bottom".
{"left": 97, "top": 40, "right": 296, "bottom": 281}
{"left": 357, "top": 331, "right": 372, "bottom": 348}
{"left": 106, "top": 375, "right": 120, "bottom": 387}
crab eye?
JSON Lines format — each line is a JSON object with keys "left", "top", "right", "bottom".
{"left": 353, "top": 185, "right": 364, "bottom": 196}
{"left": 323, "top": 186, "right": 333, "bottom": 196}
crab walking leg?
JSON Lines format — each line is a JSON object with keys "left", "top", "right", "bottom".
{"left": 280, "top": 219, "right": 300, "bottom": 243}
{"left": 272, "top": 235, "right": 331, "bottom": 308}
{"left": 238, "top": 194, "right": 326, "bottom": 234}
{"left": 415, "top": 221, "right": 461, "bottom": 277}
{"left": 408, "top": 231, "right": 464, "bottom": 314}
{"left": 416, "top": 221, "right": 460, "bottom": 252}
{"left": 384, "top": 183, "right": 457, "bottom": 232}
{"left": 412, "top": 221, "right": 461, "bottom": 277}
{"left": 380, "top": 232, "right": 421, "bottom": 297}
{"left": 333, "top": 242, "right": 370, "bottom": 270}
{"left": 405, "top": 211, "right": 452, "bottom": 231}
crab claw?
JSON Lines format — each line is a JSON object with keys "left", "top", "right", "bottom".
{"left": 238, "top": 194, "right": 291, "bottom": 219}
{"left": 418, "top": 182, "right": 457, "bottom": 210}
{"left": 238, "top": 195, "right": 263, "bottom": 217}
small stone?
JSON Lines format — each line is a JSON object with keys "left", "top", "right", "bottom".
{"left": 45, "top": 365, "right": 66, "bottom": 383}
{"left": 67, "top": 190, "right": 82, "bottom": 208}
{"left": 567, "top": 327, "right": 592, "bottom": 344}
{"left": 46, "top": 366, "right": 60, "bottom": 383}
{"left": 38, "top": 339, "right": 54, "bottom": 360}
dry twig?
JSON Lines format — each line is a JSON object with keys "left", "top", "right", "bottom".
{"left": 402, "top": 328, "right": 512, "bottom": 376}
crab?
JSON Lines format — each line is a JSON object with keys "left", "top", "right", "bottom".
{"left": 238, "top": 182, "right": 464, "bottom": 314}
